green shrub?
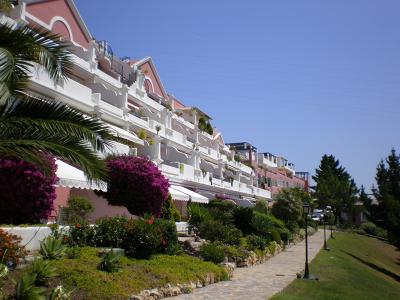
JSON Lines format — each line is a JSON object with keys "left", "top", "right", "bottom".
{"left": 279, "top": 228, "right": 291, "bottom": 244}
{"left": 28, "top": 259, "right": 58, "bottom": 285}
{"left": 246, "top": 234, "right": 267, "bottom": 251}
{"left": 251, "top": 212, "right": 284, "bottom": 238}
{"left": 68, "top": 223, "right": 95, "bottom": 247}
{"left": 270, "top": 229, "right": 282, "bottom": 243}
{"left": 123, "top": 219, "right": 161, "bottom": 259}
{"left": 253, "top": 199, "right": 269, "bottom": 215}
{"left": 39, "top": 236, "right": 65, "bottom": 260}
{"left": 233, "top": 207, "right": 254, "bottom": 235}
{"left": 207, "top": 200, "right": 235, "bottom": 225}
{"left": 154, "top": 218, "right": 178, "bottom": 253}
{"left": 15, "top": 273, "right": 46, "bottom": 300}
{"left": 198, "top": 220, "right": 242, "bottom": 245}
{"left": 188, "top": 204, "right": 212, "bottom": 229}
{"left": 161, "top": 194, "right": 181, "bottom": 222}
{"left": 65, "top": 196, "right": 93, "bottom": 224}
{"left": 94, "top": 217, "right": 128, "bottom": 248}
{"left": 65, "top": 246, "right": 81, "bottom": 259}
{"left": 98, "top": 250, "right": 122, "bottom": 273}
{"left": 268, "top": 242, "right": 277, "bottom": 255}
{"left": 199, "top": 242, "right": 225, "bottom": 264}
{"left": 165, "top": 243, "right": 184, "bottom": 256}
{"left": 286, "top": 220, "right": 300, "bottom": 233}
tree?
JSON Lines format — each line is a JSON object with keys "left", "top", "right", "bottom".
{"left": 373, "top": 149, "right": 400, "bottom": 247}
{"left": 161, "top": 194, "right": 181, "bottom": 221}
{"left": 313, "top": 154, "right": 358, "bottom": 224}
{"left": 272, "top": 187, "right": 312, "bottom": 225}
{"left": 0, "top": 22, "right": 117, "bottom": 180}
{"left": 103, "top": 156, "right": 170, "bottom": 216}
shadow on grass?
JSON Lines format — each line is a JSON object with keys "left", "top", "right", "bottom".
{"left": 343, "top": 251, "right": 400, "bottom": 282}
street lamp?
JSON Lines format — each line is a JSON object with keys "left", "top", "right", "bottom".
{"left": 323, "top": 212, "right": 330, "bottom": 251}
{"left": 302, "top": 203, "right": 317, "bottom": 280}
{"left": 326, "top": 206, "right": 334, "bottom": 239}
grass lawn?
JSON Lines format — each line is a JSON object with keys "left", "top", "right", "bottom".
{"left": 49, "top": 247, "right": 228, "bottom": 299}
{"left": 272, "top": 232, "right": 400, "bottom": 300}
{"left": 2, "top": 247, "right": 228, "bottom": 300}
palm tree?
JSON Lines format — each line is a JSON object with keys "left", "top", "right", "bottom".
{"left": 0, "top": 22, "right": 115, "bottom": 181}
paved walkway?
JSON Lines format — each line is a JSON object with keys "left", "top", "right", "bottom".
{"left": 172, "top": 230, "right": 325, "bottom": 300}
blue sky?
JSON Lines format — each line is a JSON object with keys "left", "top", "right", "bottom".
{"left": 75, "top": 0, "right": 400, "bottom": 191}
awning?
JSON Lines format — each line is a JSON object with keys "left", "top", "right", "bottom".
{"left": 56, "top": 160, "right": 107, "bottom": 191}
{"left": 169, "top": 185, "right": 209, "bottom": 204}
{"left": 233, "top": 198, "right": 255, "bottom": 208}
{"left": 108, "top": 124, "right": 144, "bottom": 145}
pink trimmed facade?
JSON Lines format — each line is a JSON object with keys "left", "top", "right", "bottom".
{"left": 4, "top": 0, "right": 309, "bottom": 222}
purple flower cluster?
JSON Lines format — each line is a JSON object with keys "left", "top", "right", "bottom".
{"left": 0, "top": 155, "right": 58, "bottom": 224}
{"left": 105, "top": 156, "right": 170, "bottom": 217}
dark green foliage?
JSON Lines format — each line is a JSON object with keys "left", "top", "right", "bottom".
{"left": 94, "top": 216, "right": 128, "bottom": 248}
{"left": 360, "top": 222, "right": 387, "bottom": 239}
{"left": 188, "top": 204, "right": 212, "bottom": 228}
{"left": 65, "top": 196, "right": 94, "bottom": 224}
{"left": 39, "top": 236, "right": 65, "bottom": 260}
{"left": 154, "top": 218, "right": 178, "bottom": 253}
{"left": 278, "top": 228, "right": 292, "bottom": 244}
{"left": 270, "top": 229, "right": 282, "bottom": 244}
{"left": 198, "top": 220, "right": 242, "bottom": 245}
{"left": 373, "top": 149, "right": 400, "bottom": 247}
{"left": 199, "top": 242, "right": 225, "bottom": 264}
{"left": 197, "top": 116, "right": 213, "bottom": 135}
{"left": 245, "top": 234, "right": 267, "bottom": 251}
{"left": 251, "top": 211, "right": 284, "bottom": 238}
{"left": 165, "top": 243, "right": 184, "bottom": 256}
{"left": 161, "top": 194, "right": 181, "bottom": 221}
{"left": 123, "top": 219, "right": 161, "bottom": 259}
{"left": 28, "top": 259, "right": 57, "bottom": 285}
{"left": 207, "top": 200, "right": 236, "bottom": 225}
{"left": 313, "top": 154, "right": 358, "bottom": 225}
{"left": 272, "top": 188, "right": 311, "bottom": 225}
{"left": 233, "top": 207, "right": 254, "bottom": 235}
{"left": 15, "top": 273, "right": 46, "bottom": 300}
{"left": 65, "top": 246, "right": 81, "bottom": 259}
{"left": 68, "top": 223, "right": 96, "bottom": 247}
{"left": 98, "top": 250, "right": 122, "bottom": 273}
{"left": 286, "top": 220, "right": 300, "bottom": 233}
{"left": 253, "top": 199, "right": 269, "bottom": 215}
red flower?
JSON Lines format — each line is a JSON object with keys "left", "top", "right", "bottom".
{"left": 63, "top": 236, "right": 68, "bottom": 241}
{"left": 75, "top": 223, "right": 81, "bottom": 228}
{"left": 147, "top": 217, "right": 154, "bottom": 225}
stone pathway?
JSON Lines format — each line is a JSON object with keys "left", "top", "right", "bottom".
{"left": 171, "top": 230, "right": 326, "bottom": 300}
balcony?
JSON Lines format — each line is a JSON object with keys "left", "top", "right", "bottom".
{"left": 128, "top": 112, "right": 149, "bottom": 128}
{"left": 30, "top": 66, "right": 94, "bottom": 112}
{"left": 258, "top": 154, "right": 278, "bottom": 169}
{"left": 172, "top": 114, "right": 195, "bottom": 130}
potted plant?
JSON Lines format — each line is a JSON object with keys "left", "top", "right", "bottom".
{"left": 155, "top": 125, "right": 162, "bottom": 135}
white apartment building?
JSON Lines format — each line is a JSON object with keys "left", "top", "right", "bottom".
{"left": 3, "top": 0, "right": 272, "bottom": 218}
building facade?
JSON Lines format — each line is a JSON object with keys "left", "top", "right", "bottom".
{"left": 3, "top": 0, "right": 308, "bottom": 219}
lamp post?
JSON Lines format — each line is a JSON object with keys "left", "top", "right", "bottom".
{"left": 302, "top": 203, "right": 316, "bottom": 280}
{"left": 323, "top": 212, "right": 330, "bottom": 251}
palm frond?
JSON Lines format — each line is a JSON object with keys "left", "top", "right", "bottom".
{"left": 0, "top": 23, "right": 73, "bottom": 100}
{"left": 0, "top": 132, "right": 107, "bottom": 182}
{"left": 0, "top": 96, "right": 115, "bottom": 152}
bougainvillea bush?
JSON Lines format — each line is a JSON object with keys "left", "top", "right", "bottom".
{"left": 0, "top": 156, "right": 58, "bottom": 224}
{"left": 104, "top": 156, "right": 169, "bottom": 216}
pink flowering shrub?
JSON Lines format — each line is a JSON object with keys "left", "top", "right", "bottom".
{"left": 104, "top": 156, "right": 169, "bottom": 216}
{"left": 0, "top": 155, "right": 58, "bottom": 224}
